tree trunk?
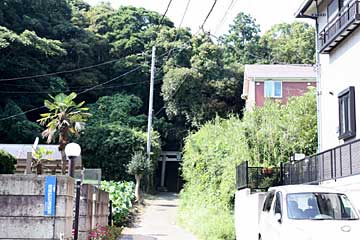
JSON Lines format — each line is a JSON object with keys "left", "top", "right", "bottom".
{"left": 135, "top": 174, "right": 143, "bottom": 202}
{"left": 36, "top": 163, "right": 43, "bottom": 175}
{"left": 60, "top": 150, "right": 66, "bottom": 175}
{"left": 59, "top": 130, "right": 68, "bottom": 175}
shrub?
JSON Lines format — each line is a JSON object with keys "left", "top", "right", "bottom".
{"left": 88, "top": 224, "right": 123, "bottom": 240}
{"left": 80, "top": 125, "right": 161, "bottom": 181}
{"left": 127, "top": 151, "right": 154, "bottom": 202}
{"left": 0, "top": 150, "right": 16, "bottom": 174}
{"left": 178, "top": 89, "right": 317, "bottom": 239}
{"left": 101, "top": 181, "right": 135, "bottom": 226}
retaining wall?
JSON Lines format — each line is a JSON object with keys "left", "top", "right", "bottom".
{"left": 78, "top": 184, "right": 109, "bottom": 240}
{"left": 0, "top": 174, "right": 74, "bottom": 240}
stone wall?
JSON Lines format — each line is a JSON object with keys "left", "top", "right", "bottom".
{"left": 0, "top": 174, "right": 74, "bottom": 240}
{"left": 78, "top": 184, "right": 109, "bottom": 240}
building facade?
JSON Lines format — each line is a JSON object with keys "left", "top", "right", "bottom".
{"left": 242, "top": 64, "right": 316, "bottom": 111}
{"left": 296, "top": 0, "right": 360, "bottom": 208}
{"left": 297, "top": 0, "right": 360, "bottom": 151}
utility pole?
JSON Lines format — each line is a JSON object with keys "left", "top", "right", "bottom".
{"left": 146, "top": 46, "right": 156, "bottom": 160}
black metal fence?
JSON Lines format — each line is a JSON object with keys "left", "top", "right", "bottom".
{"left": 236, "top": 139, "right": 360, "bottom": 189}
{"left": 283, "top": 138, "right": 360, "bottom": 185}
{"left": 236, "top": 161, "right": 282, "bottom": 190}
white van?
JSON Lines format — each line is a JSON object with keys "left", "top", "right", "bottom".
{"left": 258, "top": 185, "right": 360, "bottom": 240}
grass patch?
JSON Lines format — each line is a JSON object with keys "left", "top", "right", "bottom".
{"left": 178, "top": 190, "right": 235, "bottom": 240}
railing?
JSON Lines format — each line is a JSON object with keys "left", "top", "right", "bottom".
{"left": 236, "top": 161, "right": 282, "bottom": 190}
{"left": 319, "top": 0, "right": 360, "bottom": 53}
{"left": 283, "top": 138, "right": 360, "bottom": 185}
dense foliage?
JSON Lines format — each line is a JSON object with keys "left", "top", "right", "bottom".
{"left": 0, "top": 149, "right": 16, "bottom": 174}
{"left": 100, "top": 180, "right": 135, "bottom": 226}
{"left": 0, "top": 1, "right": 317, "bottom": 237}
{"left": 179, "top": 89, "right": 317, "bottom": 239}
{"left": 80, "top": 94, "right": 161, "bottom": 181}
{"left": 0, "top": 0, "right": 315, "bottom": 150}
{"left": 127, "top": 151, "right": 153, "bottom": 176}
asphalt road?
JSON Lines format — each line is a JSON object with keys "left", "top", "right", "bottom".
{"left": 119, "top": 192, "right": 197, "bottom": 240}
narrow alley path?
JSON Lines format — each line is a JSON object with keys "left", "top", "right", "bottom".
{"left": 119, "top": 192, "right": 197, "bottom": 240}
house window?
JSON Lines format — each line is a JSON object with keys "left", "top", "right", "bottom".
{"left": 264, "top": 81, "right": 282, "bottom": 98}
{"left": 338, "top": 86, "right": 356, "bottom": 140}
{"left": 327, "top": 0, "right": 339, "bottom": 21}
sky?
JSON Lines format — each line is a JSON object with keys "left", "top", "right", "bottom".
{"left": 84, "top": 0, "right": 312, "bottom": 36}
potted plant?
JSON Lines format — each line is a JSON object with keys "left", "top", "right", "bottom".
{"left": 261, "top": 166, "right": 274, "bottom": 176}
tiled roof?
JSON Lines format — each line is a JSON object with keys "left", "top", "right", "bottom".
{"left": 0, "top": 144, "right": 63, "bottom": 160}
{"left": 244, "top": 64, "right": 316, "bottom": 79}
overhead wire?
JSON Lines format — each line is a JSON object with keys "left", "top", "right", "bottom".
{"left": 0, "top": 79, "right": 163, "bottom": 94}
{"left": 200, "top": 0, "right": 218, "bottom": 32}
{"left": 0, "top": 65, "right": 145, "bottom": 121}
{"left": 159, "top": 0, "right": 174, "bottom": 25}
{"left": 213, "top": 0, "right": 236, "bottom": 35}
{"left": 0, "top": 0, "right": 194, "bottom": 121}
{"left": 0, "top": 59, "right": 123, "bottom": 82}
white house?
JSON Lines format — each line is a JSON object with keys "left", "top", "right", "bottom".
{"left": 296, "top": 0, "right": 360, "bottom": 208}
{"left": 296, "top": 0, "right": 360, "bottom": 150}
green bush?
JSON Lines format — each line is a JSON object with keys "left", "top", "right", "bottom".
{"left": 0, "top": 150, "right": 16, "bottom": 174}
{"left": 179, "top": 89, "right": 317, "bottom": 239}
{"left": 127, "top": 151, "right": 153, "bottom": 175}
{"left": 101, "top": 181, "right": 135, "bottom": 226}
{"left": 80, "top": 125, "right": 161, "bottom": 181}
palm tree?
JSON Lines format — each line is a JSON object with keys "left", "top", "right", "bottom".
{"left": 38, "top": 92, "right": 91, "bottom": 174}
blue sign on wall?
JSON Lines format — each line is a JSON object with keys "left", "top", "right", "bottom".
{"left": 44, "top": 176, "right": 57, "bottom": 216}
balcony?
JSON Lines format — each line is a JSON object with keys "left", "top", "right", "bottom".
{"left": 235, "top": 138, "right": 360, "bottom": 189}
{"left": 319, "top": 0, "right": 360, "bottom": 54}
{"left": 283, "top": 138, "right": 360, "bottom": 185}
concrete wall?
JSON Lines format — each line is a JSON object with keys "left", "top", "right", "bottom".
{"left": 0, "top": 174, "right": 74, "bottom": 240}
{"left": 78, "top": 184, "right": 109, "bottom": 240}
{"left": 235, "top": 189, "right": 266, "bottom": 240}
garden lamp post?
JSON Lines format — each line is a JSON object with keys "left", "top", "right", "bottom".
{"left": 65, "top": 143, "right": 82, "bottom": 240}
{"left": 65, "top": 143, "right": 81, "bottom": 178}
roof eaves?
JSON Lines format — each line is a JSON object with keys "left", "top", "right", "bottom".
{"left": 295, "top": 0, "right": 315, "bottom": 19}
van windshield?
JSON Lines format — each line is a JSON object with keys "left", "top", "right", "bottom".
{"left": 286, "top": 193, "right": 359, "bottom": 220}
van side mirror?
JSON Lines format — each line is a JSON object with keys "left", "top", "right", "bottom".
{"left": 275, "top": 213, "right": 282, "bottom": 224}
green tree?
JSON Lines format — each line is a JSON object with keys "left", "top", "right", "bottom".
{"left": 37, "top": 92, "right": 91, "bottom": 174}
{"left": 0, "top": 149, "right": 16, "bottom": 174}
{"left": 127, "top": 151, "right": 153, "bottom": 202}
{"left": 80, "top": 124, "right": 161, "bottom": 182}
{"left": 259, "top": 22, "right": 316, "bottom": 64}
{"left": 0, "top": 100, "right": 41, "bottom": 143}
{"left": 87, "top": 93, "right": 146, "bottom": 128}
{"left": 220, "top": 12, "right": 264, "bottom": 64}
{"left": 161, "top": 34, "right": 244, "bottom": 128}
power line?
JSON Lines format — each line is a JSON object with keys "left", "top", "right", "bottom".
{"left": 0, "top": 66, "right": 144, "bottom": 121}
{"left": 200, "top": 0, "right": 218, "bottom": 32}
{"left": 0, "top": 59, "right": 123, "bottom": 82}
{"left": 0, "top": 106, "right": 46, "bottom": 121}
{"left": 213, "top": 0, "right": 236, "bottom": 35}
{"left": 159, "top": 0, "right": 174, "bottom": 25}
{"left": 0, "top": 80, "right": 163, "bottom": 94}
{"left": 77, "top": 66, "right": 143, "bottom": 95}
{"left": 179, "top": 0, "right": 192, "bottom": 28}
